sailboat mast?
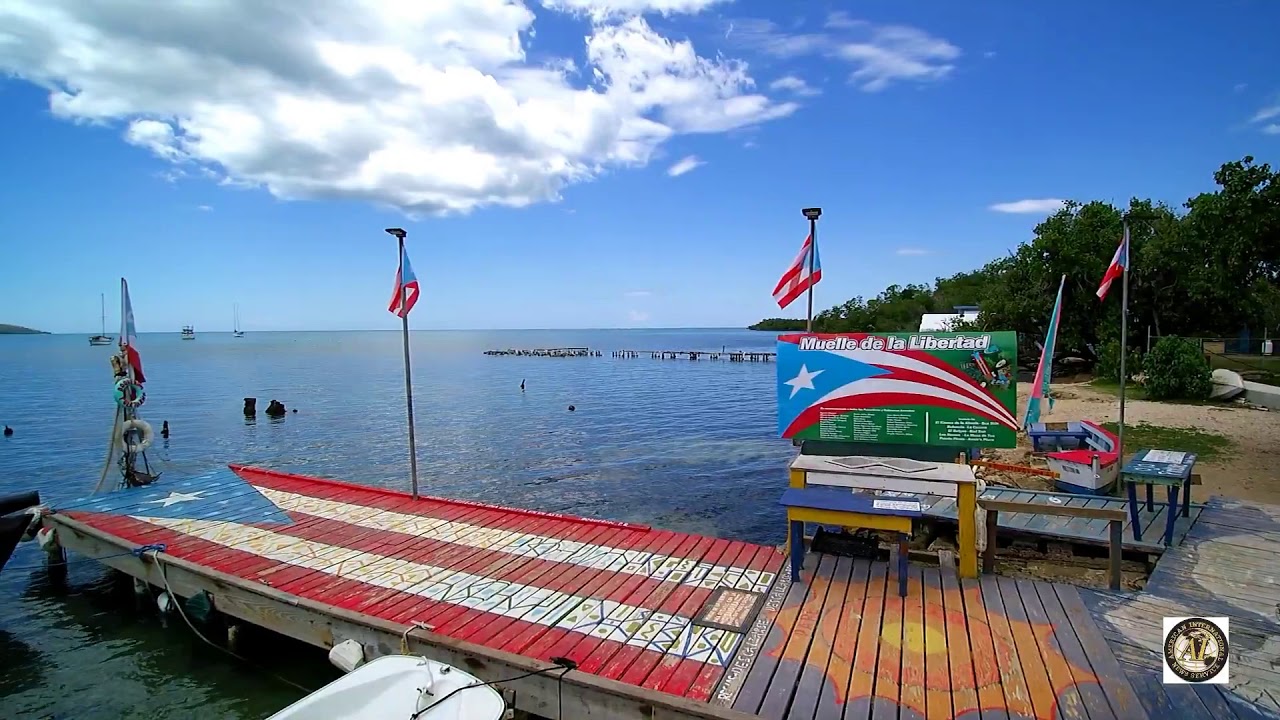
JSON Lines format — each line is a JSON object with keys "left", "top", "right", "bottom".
{"left": 100, "top": 293, "right": 106, "bottom": 335}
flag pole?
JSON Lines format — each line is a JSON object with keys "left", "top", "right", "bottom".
{"left": 1117, "top": 221, "right": 1130, "bottom": 461}
{"left": 387, "top": 228, "right": 420, "bottom": 499}
{"left": 802, "top": 207, "right": 822, "bottom": 331}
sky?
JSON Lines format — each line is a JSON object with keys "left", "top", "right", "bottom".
{"left": 0, "top": 0, "right": 1277, "bottom": 333}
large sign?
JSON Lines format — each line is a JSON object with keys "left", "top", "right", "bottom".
{"left": 777, "top": 331, "right": 1019, "bottom": 448}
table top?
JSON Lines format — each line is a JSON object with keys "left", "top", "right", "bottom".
{"left": 1121, "top": 448, "right": 1197, "bottom": 483}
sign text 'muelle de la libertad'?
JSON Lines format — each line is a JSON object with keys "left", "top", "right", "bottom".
{"left": 776, "top": 331, "right": 1019, "bottom": 448}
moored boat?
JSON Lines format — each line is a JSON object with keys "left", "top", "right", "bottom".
{"left": 181, "top": 325, "right": 195, "bottom": 340}
{"left": 89, "top": 293, "right": 113, "bottom": 345}
{"left": 1210, "top": 368, "right": 1245, "bottom": 400}
{"left": 267, "top": 655, "right": 505, "bottom": 720}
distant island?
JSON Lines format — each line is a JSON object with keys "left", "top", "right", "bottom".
{"left": 748, "top": 318, "right": 808, "bottom": 331}
{"left": 0, "top": 324, "right": 48, "bottom": 334}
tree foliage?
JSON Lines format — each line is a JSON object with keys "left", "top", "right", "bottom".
{"left": 1143, "top": 337, "right": 1212, "bottom": 400}
{"left": 755, "top": 156, "right": 1280, "bottom": 366}
{"left": 748, "top": 318, "right": 808, "bottom": 331}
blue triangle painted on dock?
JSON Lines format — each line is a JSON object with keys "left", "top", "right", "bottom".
{"left": 62, "top": 467, "right": 293, "bottom": 525}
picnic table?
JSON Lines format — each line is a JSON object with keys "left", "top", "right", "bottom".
{"left": 1121, "top": 448, "right": 1197, "bottom": 546}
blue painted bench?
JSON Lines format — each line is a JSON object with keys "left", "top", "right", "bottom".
{"left": 779, "top": 486, "right": 922, "bottom": 597}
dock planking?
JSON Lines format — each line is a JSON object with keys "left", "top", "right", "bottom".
{"left": 727, "top": 553, "right": 1150, "bottom": 719}
{"left": 45, "top": 463, "right": 1171, "bottom": 720}
{"left": 910, "top": 486, "right": 1205, "bottom": 552}
{"left": 1083, "top": 495, "right": 1280, "bottom": 719}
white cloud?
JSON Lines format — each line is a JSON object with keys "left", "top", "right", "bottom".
{"left": 895, "top": 247, "right": 930, "bottom": 256}
{"left": 989, "top": 198, "right": 1066, "bottom": 214}
{"left": 1234, "top": 83, "right": 1248, "bottom": 93}
{"left": 825, "top": 11, "right": 863, "bottom": 30}
{"left": 769, "top": 75, "right": 821, "bottom": 97}
{"left": 667, "top": 155, "right": 704, "bottom": 176}
{"left": 1263, "top": 124, "right": 1280, "bottom": 135}
{"left": 196, "top": 204, "right": 213, "bottom": 211}
{"left": 627, "top": 309, "right": 651, "bottom": 322}
{"left": 541, "top": 0, "right": 727, "bottom": 20}
{"left": 727, "top": 17, "right": 959, "bottom": 92}
{"left": 624, "top": 289, "right": 652, "bottom": 297}
{"left": 0, "top": 1, "right": 795, "bottom": 216}
{"left": 983, "top": 51, "right": 997, "bottom": 59}
{"left": 1251, "top": 104, "right": 1280, "bottom": 124}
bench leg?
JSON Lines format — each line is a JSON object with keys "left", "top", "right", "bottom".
{"left": 789, "top": 519, "right": 804, "bottom": 582}
{"left": 1165, "top": 485, "right": 1179, "bottom": 547}
{"left": 1145, "top": 483, "right": 1153, "bottom": 512}
{"left": 1182, "top": 477, "right": 1191, "bottom": 517}
{"left": 898, "top": 534, "right": 908, "bottom": 597}
{"left": 1126, "top": 482, "right": 1143, "bottom": 542}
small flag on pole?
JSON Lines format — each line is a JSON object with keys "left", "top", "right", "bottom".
{"left": 1096, "top": 225, "right": 1129, "bottom": 301}
{"left": 772, "top": 234, "right": 821, "bottom": 309}
{"left": 1024, "top": 274, "right": 1066, "bottom": 429}
{"left": 120, "top": 278, "right": 146, "bottom": 383}
{"left": 388, "top": 245, "right": 420, "bottom": 318}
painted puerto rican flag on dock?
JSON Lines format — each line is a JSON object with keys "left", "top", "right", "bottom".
{"left": 776, "top": 333, "right": 1018, "bottom": 438}
{"left": 58, "top": 465, "right": 784, "bottom": 701}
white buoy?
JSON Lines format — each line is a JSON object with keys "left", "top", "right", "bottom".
{"left": 157, "top": 591, "right": 174, "bottom": 614}
{"left": 328, "top": 639, "right": 365, "bottom": 673}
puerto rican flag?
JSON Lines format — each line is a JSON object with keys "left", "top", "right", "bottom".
{"left": 1096, "top": 224, "right": 1129, "bottom": 301}
{"left": 776, "top": 334, "right": 1018, "bottom": 438}
{"left": 772, "top": 234, "right": 821, "bottom": 309}
{"left": 56, "top": 465, "right": 783, "bottom": 700}
{"left": 388, "top": 244, "right": 420, "bottom": 318}
{"left": 120, "top": 278, "right": 145, "bottom": 384}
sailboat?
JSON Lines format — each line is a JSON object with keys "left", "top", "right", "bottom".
{"left": 89, "top": 293, "right": 113, "bottom": 345}
{"left": 233, "top": 303, "right": 244, "bottom": 338}
{"left": 181, "top": 325, "right": 195, "bottom": 340}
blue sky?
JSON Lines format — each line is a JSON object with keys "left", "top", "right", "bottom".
{"left": 1, "top": 0, "right": 1277, "bottom": 333}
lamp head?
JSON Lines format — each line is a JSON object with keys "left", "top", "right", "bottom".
{"left": 802, "top": 207, "right": 822, "bottom": 220}
{"left": 385, "top": 227, "right": 407, "bottom": 239}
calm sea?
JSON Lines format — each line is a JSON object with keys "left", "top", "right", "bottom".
{"left": 0, "top": 328, "right": 792, "bottom": 719}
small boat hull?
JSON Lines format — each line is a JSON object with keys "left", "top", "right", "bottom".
{"left": 1046, "top": 451, "right": 1119, "bottom": 494}
{"left": 1210, "top": 368, "right": 1245, "bottom": 401}
{"left": 0, "top": 491, "right": 40, "bottom": 573}
{"left": 267, "top": 655, "right": 505, "bottom": 720}
{"left": 89, "top": 335, "right": 113, "bottom": 346}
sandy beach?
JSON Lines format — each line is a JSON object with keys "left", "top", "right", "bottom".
{"left": 985, "top": 381, "right": 1280, "bottom": 506}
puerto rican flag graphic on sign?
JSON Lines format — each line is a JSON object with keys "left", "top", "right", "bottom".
{"left": 776, "top": 334, "right": 1018, "bottom": 440}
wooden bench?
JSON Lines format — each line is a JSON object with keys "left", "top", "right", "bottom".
{"left": 790, "top": 454, "right": 982, "bottom": 579}
{"left": 978, "top": 498, "right": 1127, "bottom": 591}
{"left": 779, "top": 486, "right": 922, "bottom": 597}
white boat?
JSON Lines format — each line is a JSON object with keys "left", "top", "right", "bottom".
{"left": 1210, "top": 368, "right": 1244, "bottom": 400}
{"left": 89, "top": 293, "right": 113, "bottom": 346}
{"left": 181, "top": 325, "right": 195, "bottom": 340}
{"left": 268, "top": 655, "right": 505, "bottom": 720}
{"left": 233, "top": 303, "right": 244, "bottom": 338}
{"left": 1044, "top": 420, "right": 1119, "bottom": 495}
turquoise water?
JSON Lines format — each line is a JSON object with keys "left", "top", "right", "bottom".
{"left": 0, "top": 329, "right": 792, "bottom": 719}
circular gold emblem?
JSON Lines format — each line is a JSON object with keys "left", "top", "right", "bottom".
{"left": 1164, "top": 618, "right": 1228, "bottom": 682}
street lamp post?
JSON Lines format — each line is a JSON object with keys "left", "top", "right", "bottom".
{"left": 802, "top": 208, "right": 822, "bottom": 332}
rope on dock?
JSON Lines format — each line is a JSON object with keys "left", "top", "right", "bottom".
{"left": 3, "top": 541, "right": 168, "bottom": 571}
{"left": 153, "top": 553, "right": 315, "bottom": 693}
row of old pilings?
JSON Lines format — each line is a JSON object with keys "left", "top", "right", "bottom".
{"left": 244, "top": 398, "right": 289, "bottom": 418}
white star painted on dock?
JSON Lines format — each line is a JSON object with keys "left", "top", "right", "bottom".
{"left": 784, "top": 364, "right": 824, "bottom": 399}
{"left": 146, "top": 490, "right": 206, "bottom": 508}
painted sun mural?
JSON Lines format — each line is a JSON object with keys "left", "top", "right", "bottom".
{"left": 762, "top": 571, "right": 1099, "bottom": 720}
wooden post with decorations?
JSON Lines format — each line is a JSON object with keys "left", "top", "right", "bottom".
{"left": 955, "top": 482, "right": 979, "bottom": 579}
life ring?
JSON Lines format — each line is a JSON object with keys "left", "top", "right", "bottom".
{"left": 114, "top": 378, "right": 146, "bottom": 408}
{"left": 118, "top": 419, "right": 154, "bottom": 453}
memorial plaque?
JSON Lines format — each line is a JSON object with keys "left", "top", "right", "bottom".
{"left": 692, "top": 588, "right": 766, "bottom": 633}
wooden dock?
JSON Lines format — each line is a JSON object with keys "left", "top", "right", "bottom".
{"left": 1083, "top": 496, "right": 1280, "bottom": 718}
{"left": 613, "top": 350, "right": 776, "bottom": 362}
{"left": 37, "top": 464, "right": 1198, "bottom": 720}
{"left": 484, "top": 347, "right": 602, "bottom": 357}
{"left": 908, "top": 486, "right": 1205, "bottom": 553}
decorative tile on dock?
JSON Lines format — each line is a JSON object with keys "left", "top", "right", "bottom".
{"left": 720, "top": 553, "right": 1149, "bottom": 720}
{"left": 56, "top": 465, "right": 786, "bottom": 701}
{"left": 1083, "top": 496, "right": 1280, "bottom": 719}
{"left": 914, "top": 487, "right": 1205, "bottom": 552}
